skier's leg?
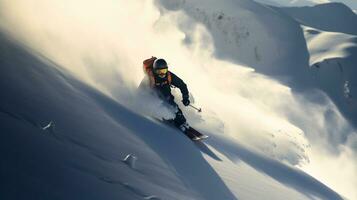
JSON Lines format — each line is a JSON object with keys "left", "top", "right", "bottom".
{"left": 174, "top": 108, "right": 189, "bottom": 132}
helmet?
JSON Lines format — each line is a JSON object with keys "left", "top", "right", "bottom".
{"left": 153, "top": 58, "right": 168, "bottom": 70}
{"left": 153, "top": 58, "right": 168, "bottom": 78}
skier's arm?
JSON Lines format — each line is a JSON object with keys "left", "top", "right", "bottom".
{"left": 170, "top": 72, "right": 189, "bottom": 101}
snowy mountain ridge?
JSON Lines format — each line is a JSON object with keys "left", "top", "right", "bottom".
{"left": 254, "top": 0, "right": 357, "bottom": 11}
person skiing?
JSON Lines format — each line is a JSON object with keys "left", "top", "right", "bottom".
{"left": 141, "top": 57, "right": 192, "bottom": 133}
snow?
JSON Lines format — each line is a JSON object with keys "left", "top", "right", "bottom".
{"left": 254, "top": 0, "right": 357, "bottom": 11}
{"left": 278, "top": 3, "right": 357, "bottom": 35}
{"left": 302, "top": 26, "right": 356, "bottom": 66}
{"left": 1, "top": 0, "right": 356, "bottom": 199}
{"left": 0, "top": 31, "right": 343, "bottom": 200}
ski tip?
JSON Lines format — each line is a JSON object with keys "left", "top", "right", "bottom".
{"left": 192, "top": 135, "right": 209, "bottom": 141}
{"left": 199, "top": 135, "right": 209, "bottom": 139}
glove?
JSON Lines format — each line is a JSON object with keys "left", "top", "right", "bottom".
{"left": 182, "top": 98, "right": 190, "bottom": 106}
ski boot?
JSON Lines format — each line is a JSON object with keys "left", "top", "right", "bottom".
{"left": 179, "top": 122, "right": 200, "bottom": 141}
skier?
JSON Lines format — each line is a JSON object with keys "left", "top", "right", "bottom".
{"left": 141, "top": 57, "right": 192, "bottom": 133}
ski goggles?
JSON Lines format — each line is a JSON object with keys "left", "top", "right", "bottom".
{"left": 155, "top": 68, "right": 168, "bottom": 75}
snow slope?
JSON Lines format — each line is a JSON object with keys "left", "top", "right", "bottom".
{"left": 268, "top": 4, "right": 357, "bottom": 199}
{"left": 254, "top": 0, "right": 357, "bottom": 11}
{"left": 303, "top": 26, "right": 356, "bottom": 65}
{"left": 159, "top": 0, "right": 357, "bottom": 128}
{"left": 1, "top": 0, "right": 356, "bottom": 199}
{"left": 157, "top": 5, "right": 357, "bottom": 199}
{"left": 272, "top": 2, "right": 357, "bottom": 148}
{"left": 0, "top": 31, "right": 344, "bottom": 199}
{"left": 159, "top": 0, "right": 310, "bottom": 78}
{"left": 0, "top": 33, "right": 235, "bottom": 200}
{"left": 279, "top": 3, "right": 357, "bottom": 35}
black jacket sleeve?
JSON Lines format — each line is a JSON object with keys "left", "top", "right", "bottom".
{"left": 170, "top": 72, "right": 189, "bottom": 100}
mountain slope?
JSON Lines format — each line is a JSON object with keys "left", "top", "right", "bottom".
{"left": 254, "top": 0, "right": 357, "bottom": 11}
{"left": 278, "top": 3, "right": 357, "bottom": 35}
{"left": 0, "top": 32, "right": 239, "bottom": 200}
{"left": 0, "top": 31, "right": 344, "bottom": 199}
{"left": 271, "top": 2, "right": 357, "bottom": 136}
{"left": 159, "top": 1, "right": 357, "bottom": 129}
{"left": 1, "top": 0, "right": 355, "bottom": 199}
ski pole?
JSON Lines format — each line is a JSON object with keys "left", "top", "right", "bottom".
{"left": 189, "top": 104, "right": 202, "bottom": 112}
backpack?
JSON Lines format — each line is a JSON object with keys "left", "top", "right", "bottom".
{"left": 143, "top": 56, "right": 172, "bottom": 87}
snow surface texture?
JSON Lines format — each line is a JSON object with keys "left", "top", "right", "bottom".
{"left": 156, "top": 1, "right": 357, "bottom": 198}
{"left": 0, "top": 32, "right": 343, "bottom": 200}
{"left": 0, "top": 0, "right": 356, "bottom": 199}
{"left": 254, "top": 0, "right": 357, "bottom": 10}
